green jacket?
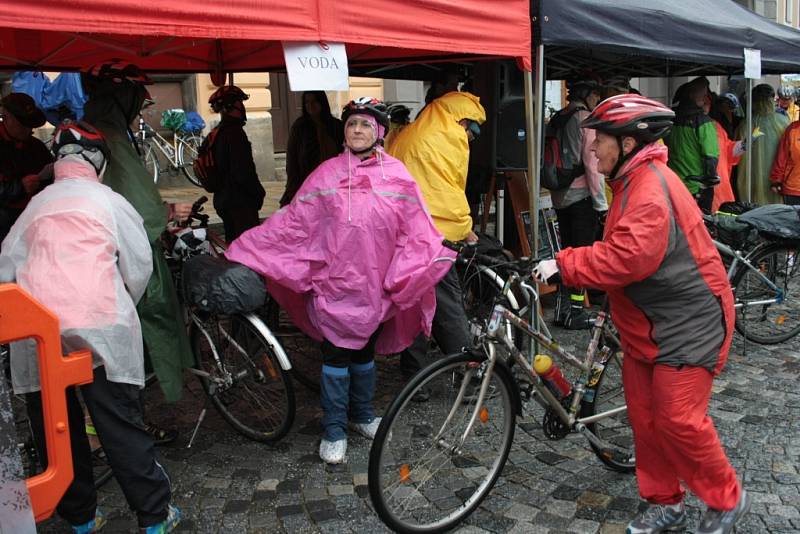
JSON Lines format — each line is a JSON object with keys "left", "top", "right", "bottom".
{"left": 84, "top": 88, "right": 193, "bottom": 402}
{"left": 666, "top": 103, "right": 719, "bottom": 195}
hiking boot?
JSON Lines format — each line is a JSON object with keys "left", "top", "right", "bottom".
{"left": 696, "top": 488, "right": 751, "bottom": 534}
{"left": 563, "top": 305, "right": 592, "bottom": 330}
{"left": 72, "top": 508, "right": 106, "bottom": 534}
{"left": 349, "top": 417, "right": 382, "bottom": 440}
{"left": 626, "top": 502, "right": 688, "bottom": 534}
{"left": 319, "top": 437, "right": 347, "bottom": 464}
{"left": 144, "top": 423, "right": 178, "bottom": 446}
{"left": 140, "top": 505, "right": 181, "bottom": 534}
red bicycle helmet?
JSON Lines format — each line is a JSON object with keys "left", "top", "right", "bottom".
{"left": 341, "top": 97, "right": 390, "bottom": 130}
{"left": 208, "top": 85, "right": 249, "bottom": 112}
{"left": 581, "top": 94, "right": 675, "bottom": 143}
{"left": 52, "top": 119, "right": 111, "bottom": 174}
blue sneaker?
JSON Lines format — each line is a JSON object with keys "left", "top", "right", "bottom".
{"left": 140, "top": 505, "right": 181, "bottom": 534}
{"left": 72, "top": 508, "right": 106, "bottom": 534}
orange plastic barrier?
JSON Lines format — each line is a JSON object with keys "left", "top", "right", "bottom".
{"left": 0, "top": 284, "right": 93, "bottom": 523}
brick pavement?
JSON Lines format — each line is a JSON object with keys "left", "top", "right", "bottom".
{"left": 36, "top": 319, "right": 800, "bottom": 533}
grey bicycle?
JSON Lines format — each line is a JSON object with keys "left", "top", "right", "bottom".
{"left": 368, "top": 244, "right": 633, "bottom": 533}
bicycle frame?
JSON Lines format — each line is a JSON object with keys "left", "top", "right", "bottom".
{"left": 448, "top": 271, "right": 625, "bottom": 455}
{"left": 714, "top": 239, "right": 785, "bottom": 306}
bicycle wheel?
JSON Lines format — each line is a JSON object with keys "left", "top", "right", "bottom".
{"left": 369, "top": 350, "right": 516, "bottom": 533}
{"left": 178, "top": 133, "right": 203, "bottom": 187}
{"left": 731, "top": 241, "right": 800, "bottom": 344}
{"left": 191, "top": 313, "right": 295, "bottom": 442}
{"left": 139, "top": 141, "right": 159, "bottom": 183}
{"left": 580, "top": 333, "right": 635, "bottom": 473}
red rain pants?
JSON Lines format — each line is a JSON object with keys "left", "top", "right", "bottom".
{"left": 623, "top": 357, "right": 740, "bottom": 510}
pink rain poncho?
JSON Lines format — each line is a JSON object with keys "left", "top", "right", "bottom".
{"left": 225, "top": 149, "right": 455, "bottom": 354}
{"left": 1, "top": 157, "right": 152, "bottom": 393}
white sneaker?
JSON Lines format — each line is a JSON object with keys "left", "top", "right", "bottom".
{"left": 349, "top": 417, "right": 382, "bottom": 440}
{"left": 319, "top": 437, "right": 347, "bottom": 464}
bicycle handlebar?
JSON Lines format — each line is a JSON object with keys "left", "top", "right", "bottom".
{"left": 442, "top": 239, "right": 536, "bottom": 275}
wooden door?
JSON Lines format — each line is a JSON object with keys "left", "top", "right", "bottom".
{"left": 269, "top": 73, "right": 303, "bottom": 152}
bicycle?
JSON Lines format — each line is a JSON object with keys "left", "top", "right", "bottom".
{"left": 134, "top": 102, "right": 203, "bottom": 187}
{"left": 165, "top": 197, "right": 296, "bottom": 443}
{"left": 704, "top": 213, "right": 800, "bottom": 344}
{"left": 368, "top": 243, "right": 633, "bottom": 533}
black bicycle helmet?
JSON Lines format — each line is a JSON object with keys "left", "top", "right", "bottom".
{"left": 566, "top": 78, "right": 602, "bottom": 102}
{"left": 208, "top": 85, "right": 249, "bottom": 112}
{"left": 81, "top": 60, "right": 152, "bottom": 93}
{"left": 387, "top": 103, "right": 411, "bottom": 125}
{"left": 51, "top": 119, "right": 111, "bottom": 174}
{"left": 341, "top": 97, "right": 390, "bottom": 130}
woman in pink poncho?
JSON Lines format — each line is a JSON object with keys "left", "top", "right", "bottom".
{"left": 226, "top": 97, "right": 454, "bottom": 464}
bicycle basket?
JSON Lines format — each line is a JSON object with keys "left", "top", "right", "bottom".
{"left": 182, "top": 255, "right": 266, "bottom": 315}
{"left": 160, "top": 109, "right": 187, "bottom": 131}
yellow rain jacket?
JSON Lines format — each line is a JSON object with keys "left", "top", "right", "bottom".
{"left": 388, "top": 92, "right": 486, "bottom": 241}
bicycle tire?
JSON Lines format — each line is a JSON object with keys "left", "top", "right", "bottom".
{"left": 579, "top": 333, "right": 635, "bottom": 473}
{"left": 731, "top": 241, "right": 800, "bottom": 344}
{"left": 140, "top": 141, "right": 159, "bottom": 184}
{"left": 190, "top": 313, "right": 295, "bottom": 442}
{"left": 178, "top": 133, "right": 203, "bottom": 187}
{"left": 368, "top": 350, "right": 516, "bottom": 533}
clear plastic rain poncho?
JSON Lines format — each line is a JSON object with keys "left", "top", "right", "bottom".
{"left": 1, "top": 157, "right": 152, "bottom": 393}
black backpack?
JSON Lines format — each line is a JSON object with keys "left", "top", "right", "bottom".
{"left": 541, "top": 107, "right": 585, "bottom": 191}
{"left": 193, "top": 127, "right": 222, "bottom": 193}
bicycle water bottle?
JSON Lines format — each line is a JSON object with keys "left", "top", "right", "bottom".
{"left": 534, "top": 354, "right": 572, "bottom": 400}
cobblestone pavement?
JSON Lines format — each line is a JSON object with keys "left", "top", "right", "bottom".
{"left": 36, "top": 312, "right": 800, "bottom": 534}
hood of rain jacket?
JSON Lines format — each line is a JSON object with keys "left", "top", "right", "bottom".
{"left": 225, "top": 149, "right": 455, "bottom": 353}
{"left": 2, "top": 157, "right": 153, "bottom": 393}
{"left": 388, "top": 92, "right": 486, "bottom": 241}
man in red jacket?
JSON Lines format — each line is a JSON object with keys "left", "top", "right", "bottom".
{"left": 533, "top": 94, "right": 749, "bottom": 534}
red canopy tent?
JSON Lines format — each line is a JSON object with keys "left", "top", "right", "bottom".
{"left": 0, "top": 0, "right": 531, "bottom": 74}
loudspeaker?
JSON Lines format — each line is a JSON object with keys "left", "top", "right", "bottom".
{"left": 495, "top": 97, "right": 527, "bottom": 170}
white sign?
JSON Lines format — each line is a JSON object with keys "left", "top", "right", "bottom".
{"left": 744, "top": 48, "right": 762, "bottom": 79}
{"left": 282, "top": 42, "right": 349, "bottom": 91}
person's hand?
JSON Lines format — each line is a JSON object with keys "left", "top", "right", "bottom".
{"left": 597, "top": 210, "right": 608, "bottom": 226}
{"left": 21, "top": 174, "right": 40, "bottom": 194}
{"left": 465, "top": 231, "right": 479, "bottom": 244}
{"left": 171, "top": 202, "right": 193, "bottom": 223}
{"left": 533, "top": 259, "right": 560, "bottom": 285}
{"left": 771, "top": 183, "right": 782, "bottom": 194}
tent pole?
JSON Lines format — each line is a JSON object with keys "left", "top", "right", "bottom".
{"left": 525, "top": 43, "right": 545, "bottom": 360}
{"left": 746, "top": 78, "right": 753, "bottom": 203}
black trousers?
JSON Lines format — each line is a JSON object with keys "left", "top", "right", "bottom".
{"left": 400, "top": 263, "right": 472, "bottom": 376}
{"left": 555, "top": 197, "right": 599, "bottom": 298}
{"left": 26, "top": 366, "right": 171, "bottom": 528}
{"left": 219, "top": 207, "right": 260, "bottom": 243}
{"left": 784, "top": 194, "right": 800, "bottom": 206}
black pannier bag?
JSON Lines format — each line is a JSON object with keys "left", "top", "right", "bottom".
{"left": 182, "top": 255, "right": 266, "bottom": 314}
{"left": 738, "top": 204, "right": 800, "bottom": 241}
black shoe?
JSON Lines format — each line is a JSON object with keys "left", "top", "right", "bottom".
{"left": 564, "top": 307, "right": 591, "bottom": 330}
{"left": 144, "top": 423, "right": 178, "bottom": 446}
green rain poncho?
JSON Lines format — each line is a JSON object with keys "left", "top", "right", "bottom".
{"left": 84, "top": 84, "right": 193, "bottom": 402}
{"left": 735, "top": 97, "right": 789, "bottom": 205}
